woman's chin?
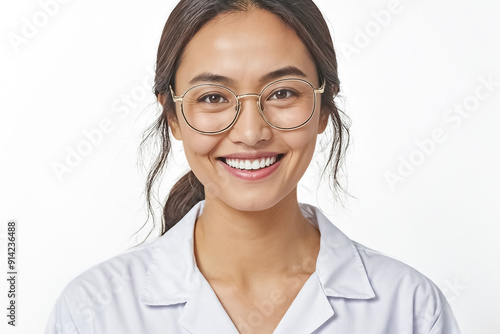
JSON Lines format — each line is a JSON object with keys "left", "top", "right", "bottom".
{"left": 205, "top": 188, "right": 297, "bottom": 214}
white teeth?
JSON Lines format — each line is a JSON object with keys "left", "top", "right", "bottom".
{"left": 224, "top": 156, "right": 280, "bottom": 170}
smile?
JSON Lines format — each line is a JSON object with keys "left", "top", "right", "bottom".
{"left": 221, "top": 155, "right": 283, "bottom": 170}
{"left": 218, "top": 154, "right": 284, "bottom": 171}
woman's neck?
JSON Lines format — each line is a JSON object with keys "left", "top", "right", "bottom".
{"left": 193, "top": 190, "right": 321, "bottom": 289}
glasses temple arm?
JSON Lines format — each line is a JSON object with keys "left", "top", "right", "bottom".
{"left": 169, "top": 85, "right": 183, "bottom": 102}
{"left": 315, "top": 79, "right": 326, "bottom": 94}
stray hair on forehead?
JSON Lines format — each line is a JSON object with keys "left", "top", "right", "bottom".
{"left": 138, "top": 0, "right": 351, "bottom": 240}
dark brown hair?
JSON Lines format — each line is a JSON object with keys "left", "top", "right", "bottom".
{"left": 140, "top": 0, "right": 350, "bottom": 236}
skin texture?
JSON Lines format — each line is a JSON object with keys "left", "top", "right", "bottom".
{"left": 159, "top": 8, "right": 328, "bottom": 333}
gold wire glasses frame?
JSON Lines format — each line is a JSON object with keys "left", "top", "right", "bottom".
{"left": 169, "top": 78, "right": 326, "bottom": 135}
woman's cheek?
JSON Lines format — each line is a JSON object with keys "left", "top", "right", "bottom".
{"left": 182, "top": 134, "right": 221, "bottom": 162}
{"left": 282, "top": 127, "right": 318, "bottom": 152}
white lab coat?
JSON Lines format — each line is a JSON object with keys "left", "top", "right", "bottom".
{"left": 45, "top": 201, "right": 461, "bottom": 333}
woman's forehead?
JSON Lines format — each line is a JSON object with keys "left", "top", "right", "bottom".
{"left": 175, "top": 8, "right": 318, "bottom": 90}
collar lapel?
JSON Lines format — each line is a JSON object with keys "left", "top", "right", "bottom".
{"left": 273, "top": 273, "right": 335, "bottom": 334}
{"left": 300, "top": 203, "right": 376, "bottom": 299}
{"left": 179, "top": 270, "right": 239, "bottom": 334}
{"left": 140, "top": 202, "right": 204, "bottom": 306}
{"left": 273, "top": 204, "right": 375, "bottom": 333}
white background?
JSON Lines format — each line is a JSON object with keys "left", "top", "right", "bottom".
{"left": 1, "top": 0, "right": 499, "bottom": 333}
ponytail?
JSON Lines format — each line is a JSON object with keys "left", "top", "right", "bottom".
{"left": 139, "top": 116, "right": 205, "bottom": 242}
{"left": 162, "top": 170, "right": 204, "bottom": 234}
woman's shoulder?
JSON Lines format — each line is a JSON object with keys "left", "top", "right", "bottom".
{"left": 353, "top": 240, "right": 441, "bottom": 290}
{"left": 353, "top": 241, "right": 453, "bottom": 322}
{"left": 45, "top": 238, "right": 164, "bottom": 333}
{"left": 311, "top": 204, "right": 445, "bottom": 299}
{"left": 63, "top": 204, "right": 198, "bottom": 291}
{"left": 60, "top": 238, "right": 160, "bottom": 298}
{"left": 353, "top": 241, "right": 461, "bottom": 332}
{"left": 54, "top": 210, "right": 198, "bottom": 310}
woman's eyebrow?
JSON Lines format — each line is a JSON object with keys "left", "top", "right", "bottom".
{"left": 259, "top": 66, "right": 307, "bottom": 83}
{"left": 188, "top": 73, "right": 235, "bottom": 86}
{"left": 188, "top": 66, "right": 307, "bottom": 86}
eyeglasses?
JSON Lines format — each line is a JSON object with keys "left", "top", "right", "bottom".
{"left": 169, "top": 78, "right": 326, "bottom": 135}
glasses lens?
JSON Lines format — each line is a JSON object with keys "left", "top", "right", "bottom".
{"left": 260, "top": 80, "right": 315, "bottom": 129}
{"left": 182, "top": 85, "right": 237, "bottom": 133}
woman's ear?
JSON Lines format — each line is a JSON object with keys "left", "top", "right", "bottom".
{"left": 169, "top": 116, "right": 182, "bottom": 140}
{"left": 158, "top": 93, "right": 182, "bottom": 140}
{"left": 317, "top": 108, "right": 329, "bottom": 134}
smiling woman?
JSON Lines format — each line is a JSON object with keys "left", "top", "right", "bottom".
{"left": 45, "top": 1, "right": 460, "bottom": 333}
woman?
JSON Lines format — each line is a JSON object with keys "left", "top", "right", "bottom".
{"left": 46, "top": 0, "right": 460, "bottom": 333}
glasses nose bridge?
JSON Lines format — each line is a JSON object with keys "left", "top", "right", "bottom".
{"left": 236, "top": 93, "right": 260, "bottom": 100}
{"left": 236, "top": 92, "right": 260, "bottom": 101}
{"left": 235, "top": 92, "right": 262, "bottom": 111}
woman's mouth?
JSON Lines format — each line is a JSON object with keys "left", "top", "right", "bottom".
{"left": 219, "top": 154, "right": 283, "bottom": 170}
{"left": 217, "top": 154, "right": 284, "bottom": 181}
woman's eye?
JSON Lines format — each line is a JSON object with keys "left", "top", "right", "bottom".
{"left": 200, "top": 94, "right": 228, "bottom": 103}
{"left": 268, "top": 89, "right": 294, "bottom": 100}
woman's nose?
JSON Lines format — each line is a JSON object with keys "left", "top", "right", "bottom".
{"left": 227, "top": 98, "right": 272, "bottom": 146}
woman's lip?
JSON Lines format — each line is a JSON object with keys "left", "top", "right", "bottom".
{"left": 218, "top": 156, "right": 282, "bottom": 181}
{"left": 218, "top": 152, "right": 282, "bottom": 160}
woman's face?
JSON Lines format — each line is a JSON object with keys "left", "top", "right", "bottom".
{"left": 168, "top": 8, "right": 327, "bottom": 212}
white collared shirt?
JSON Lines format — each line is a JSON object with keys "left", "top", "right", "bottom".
{"left": 45, "top": 201, "right": 460, "bottom": 333}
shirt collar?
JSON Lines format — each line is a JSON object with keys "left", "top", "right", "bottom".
{"left": 299, "top": 203, "right": 375, "bottom": 299}
{"left": 140, "top": 200, "right": 375, "bottom": 306}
